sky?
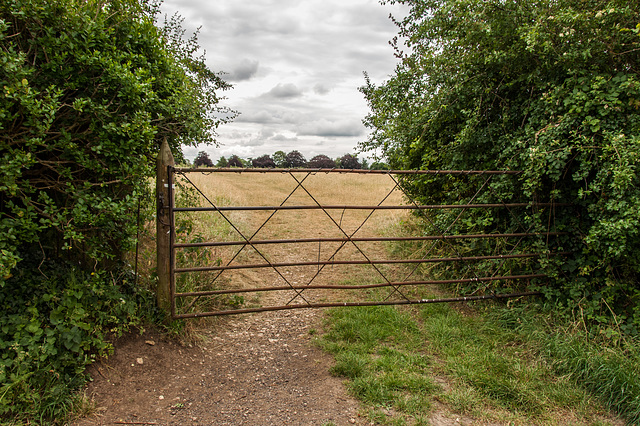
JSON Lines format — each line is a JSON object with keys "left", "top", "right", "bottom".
{"left": 160, "top": 0, "right": 407, "bottom": 163}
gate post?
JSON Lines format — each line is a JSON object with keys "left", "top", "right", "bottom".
{"left": 156, "top": 138, "right": 175, "bottom": 316}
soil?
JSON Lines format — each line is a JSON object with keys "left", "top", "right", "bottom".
{"left": 74, "top": 309, "right": 369, "bottom": 425}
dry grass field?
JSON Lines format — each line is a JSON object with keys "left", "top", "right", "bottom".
{"left": 172, "top": 170, "right": 412, "bottom": 316}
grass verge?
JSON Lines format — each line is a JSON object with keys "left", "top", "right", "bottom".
{"left": 320, "top": 298, "right": 637, "bottom": 425}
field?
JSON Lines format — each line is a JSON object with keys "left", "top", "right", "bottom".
{"left": 171, "top": 170, "right": 412, "bottom": 316}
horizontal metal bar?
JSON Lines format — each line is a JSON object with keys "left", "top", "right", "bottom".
{"left": 173, "top": 167, "right": 522, "bottom": 175}
{"left": 174, "top": 274, "right": 547, "bottom": 298}
{"left": 172, "top": 290, "right": 542, "bottom": 318}
{"left": 174, "top": 203, "right": 566, "bottom": 213}
{"left": 175, "top": 252, "right": 568, "bottom": 273}
{"left": 173, "top": 232, "right": 567, "bottom": 249}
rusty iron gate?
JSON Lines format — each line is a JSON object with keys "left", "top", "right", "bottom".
{"left": 163, "top": 167, "right": 567, "bottom": 319}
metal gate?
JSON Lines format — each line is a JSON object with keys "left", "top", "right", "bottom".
{"left": 163, "top": 167, "right": 567, "bottom": 319}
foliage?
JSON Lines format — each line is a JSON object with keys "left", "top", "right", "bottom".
{"left": 193, "top": 151, "right": 214, "bottom": 168}
{"left": 0, "top": 257, "right": 154, "bottom": 422}
{"left": 272, "top": 150, "right": 287, "bottom": 168}
{"left": 227, "top": 155, "right": 243, "bottom": 167}
{"left": 370, "top": 161, "right": 389, "bottom": 170}
{"left": 339, "top": 154, "right": 361, "bottom": 169}
{"left": 215, "top": 155, "right": 229, "bottom": 167}
{"left": 251, "top": 154, "right": 276, "bottom": 168}
{"left": 0, "top": 0, "right": 233, "bottom": 422}
{"left": 320, "top": 303, "right": 621, "bottom": 424}
{"left": 360, "top": 0, "right": 640, "bottom": 330}
{"left": 0, "top": 0, "right": 233, "bottom": 282}
{"left": 307, "top": 154, "right": 336, "bottom": 168}
{"left": 492, "top": 303, "right": 640, "bottom": 424}
{"left": 285, "top": 150, "right": 307, "bottom": 168}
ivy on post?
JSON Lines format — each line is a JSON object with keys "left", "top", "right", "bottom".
{"left": 157, "top": 138, "right": 175, "bottom": 316}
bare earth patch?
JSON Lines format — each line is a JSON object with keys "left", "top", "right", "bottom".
{"left": 74, "top": 309, "right": 368, "bottom": 425}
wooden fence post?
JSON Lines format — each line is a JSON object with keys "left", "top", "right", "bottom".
{"left": 156, "top": 138, "right": 175, "bottom": 316}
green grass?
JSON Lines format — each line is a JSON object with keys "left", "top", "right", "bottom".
{"left": 320, "top": 306, "right": 439, "bottom": 423}
{"left": 319, "top": 300, "right": 632, "bottom": 425}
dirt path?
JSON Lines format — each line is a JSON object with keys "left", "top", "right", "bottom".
{"left": 75, "top": 309, "right": 365, "bottom": 425}
{"left": 75, "top": 173, "right": 412, "bottom": 425}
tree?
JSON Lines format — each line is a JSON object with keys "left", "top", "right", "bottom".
{"left": 215, "top": 156, "right": 229, "bottom": 167}
{"left": 307, "top": 154, "right": 336, "bottom": 168}
{"left": 272, "top": 150, "right": 287, "bottom": 168}
{"left": 370, "top": 161, "right": 389, "bottom": 170}
{"left": 252, "top": 154, "right": 276, "bottom": 168}
{"left": 228, "top": 155, "right": 243, "bottom": 167}
{"left": 0, "top": 0, "right": 235, "bottom": 281}
{"left": 193, "top": 151, "right": 214, "bottom": 167}
{"left": 339, "top": 154, "right": 361, "bottom": 169}
{"left": 285, "top": 150, "right": 307, "bottom": 168}
{"left": 360, "top": 0, "right": 640, "bottom": 327}
{"left": 0, "top": 0, "right": 235, "bottom": 419}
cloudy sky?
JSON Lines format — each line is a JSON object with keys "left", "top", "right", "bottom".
{"left": 160, "top": 0, "right": 406, "bottom": 163}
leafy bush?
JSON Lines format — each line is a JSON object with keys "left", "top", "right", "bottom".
{"left": 0, "top": 0, "right": 233, "bottom": 283}
{"left": 360, "top": 0, "right": 640, "bottom": 331}
{"left": 0, "top": 0, "right": 233, "bottom": 422}
{"left": 0, "top": 258, "right": 154, "bottom": 422}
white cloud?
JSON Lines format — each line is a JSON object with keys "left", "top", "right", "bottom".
{"left": 298, "top": 119, "right": 364, "bottom": 138}
{"left": 260, "top": 83, "right": 304, "bottom": 99}
{"left": 160, "top": 0, "right": 407, "bottom": 160}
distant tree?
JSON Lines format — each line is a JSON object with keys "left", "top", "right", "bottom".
{"left": 215, "top": 156, "right": 229, "bottom": 167}
{"left": 252, "top": 155, "right": 275, "bottom": 168}
{"left": 228, "top": 155, "right": 243, "bottom": 167}
{"left": 285, "top": 150, "right": 307, "bottom": 168}
{"left": 361, "top": 158, "right": 370, "bottom": 170}
{"left": 370, "top": 161, "right": 389, "bottom": 170}
{"left": 339, "top": 154, "right": 361, "bottom": 169}
{"left": 193, "top": 151, "right": 214, "bottom": 167}
{"left": 307, "top": 155, "right": 336, "bottom": 168}
{"left": 272, "top": 150, "right": 287, "bottom": 168}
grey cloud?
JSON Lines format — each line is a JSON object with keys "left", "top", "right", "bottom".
{"left": 298, "top": 119, "right": 364, "bottom": 138}
{"left": 225, "top": 59, "right": 259, "bottom": 82}
{"left": 261, "top": 83, "right": 304, "bottom": 99}
{"left": 234, "top": 110, "right": 275, "bottom": 124}
{"left": 313, "top": 83, "right": 331, "bottom": 95}
{"left": 225, "top": 130, "right": 254, "bottom": 139}
{"left": 270, "top": 133, "right": 298, "bottom": 142}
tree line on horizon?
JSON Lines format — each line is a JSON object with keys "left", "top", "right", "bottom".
{"left": 192, "top": 149, "right": 390, "bottom": 170}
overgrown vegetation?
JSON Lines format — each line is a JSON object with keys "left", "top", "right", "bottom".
{"left": 321, "top": 301, "right": 639, "bottom": 424}
{"left": 360, "top": 0, "right": 640, "bottom": 332}
{"left": 0, "top": 257, "right": 156, "bottom": 422}
{"left": 0, "top": 0, "right": 232, "bottom": 421}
